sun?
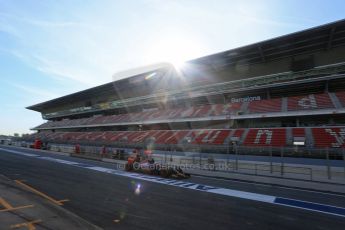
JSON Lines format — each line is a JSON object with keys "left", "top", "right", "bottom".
{"left": 144, "top": 33, "right": 204, "bottom": 69}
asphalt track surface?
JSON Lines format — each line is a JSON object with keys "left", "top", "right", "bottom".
{"left": 0, "top": 146, "right": 345, "bottom": 230}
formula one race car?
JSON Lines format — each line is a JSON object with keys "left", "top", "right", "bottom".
{"left": 125, "top": 151, "right": 190, "bottom": 179}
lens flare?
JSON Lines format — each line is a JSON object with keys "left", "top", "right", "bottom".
{"left": 134, "top": 183, "right": 141, "bottom": 195}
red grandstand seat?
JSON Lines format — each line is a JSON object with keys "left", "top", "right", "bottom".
{"left": 148, "top": 110, "right": 165, "bottom": 120}
{"left": 36, "top": 101, "right": 247, "bottom": 129}
{"left": 114, "top": 132, "right": 135, "bottom": 142}
{"left": 211, "top": 130, "right": 231, "bottom": 144}
{"left": 128, "top": 112, "right": 144, "bottom": 122}
{"left": 243, "top": 128, "right": 286, "bottom": 147}
{"left": 248, "top": 98, "right": 282, "bottom": 113}
{"left": 291, "top": 128, "right": 306, "bottom": 145}
{"left": 139, "top": 110, "right": 157, "bottom": 120}
{"left": 84, "top": 116, "right": 99, "bottom": 125}
{"left": 97, "top": 132, "right": 118, "bottom": 142}
{"left": 292, "top": 128, "right": 305, "bottom": 137}
{"left": 143, "top": 130, "right": 161, "bottom": 141}
{"left": 165, "top": 131, "right": 189, "bottom": 144}
{"left": 152, "top": 130, "right": 188, "bottom": 144}
{"left": 180, "top": 105, "right": 210, "bottom": 118}
{"left": 312, "top": 127, "right": 345, "bottom": 148}
{"left": 177, "top": 130, "right": 201, "bottom": 144}
{"left": 127, "top": 131, "right": 150, "bottom": 143}
{"left": 114, "top": 114, "right": 129, "bottom": 122}
{"left": 224, "top": 103, "right": 242, "bottom": 115}
{"left": 109, "top": 131, "right": 129, "bottom": 142}
{"left": 230, "top": 129, "right": 245, "bottom": 141}
{"left": 191, "top": 130, "right": 230, "bottom": 145}
{"left": 88, "top": 116, "right": 106, "bottom": 125}
{"left": 146, "top": 130, "right": 170, "bottom": 144}
{"left": 103, "top": 115, "right": 118, "bottom": 123}
{"left": 85, "top": 132, "right": 105, "bottom": 141}
{"left": 48, "top": 132, "right": 65, "bottom": 141}
{"left": 209, "top": 104, "right": 225, "bottom": 116}
{"left": 287, "top": 93, "right": 334, "bottom": 111}
{"left": 151, "top": 130, "right": 170, "bottom": 144}
{"left": 192, "top": 105, "right": 212, "bottom": 117}
{"left": 166, "top": 108, "right": 184, "bottom": 119}
{"left": 60, "top": 132, "right": 76, "bottom": 141}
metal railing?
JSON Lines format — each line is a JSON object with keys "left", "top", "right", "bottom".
{"left": 178, "top": 159, "right": 313, "bottom": 181}
{"left": 15, "top": 135, "right": 345, "bottom": 156}
{"left": 7, "top": 141, "right": 345, "bottom": 184}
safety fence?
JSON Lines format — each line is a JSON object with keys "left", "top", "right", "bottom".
{"left": 153, "top": 152, "right": 345, "bottom": 184}
{"left": 6, "top": 141, "right": 345, "bottom": 184}
{"left": 14, "top": 137, "right": 345, "bottom": 158}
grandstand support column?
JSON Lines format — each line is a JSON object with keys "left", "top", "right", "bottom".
{"left": 227, "top": 142, "right": 230, "bottom": 165}
{"left": 235, "top": 146, "right": 238, "bottom": 171}
{"left": 280, "top": 148, "right": 284, "bottom": 176}
{"left": 281, "top": 97, "right": 288, "bottom": 112}
{"left": 325, "top": 80, "right": 329, "bottom": 93}
{"left": 199, "top": 152, "right": 202, "bottom": 169}
{"left": 343, "top": 148, "right": 345, "bottom": 179}
{"left": 296, "top": 118, "right": 300, "bottom": 127}
{"left": 329, "top": 117, "right": 335, "bottom": 126}
{"left": 266, "top": 90, "right": 271, "bottom": 100}
{"left": 270, "top": 147, "right": 273, "bottom": 174}
{"left": 329, "top": 92, "right": 342, "bottom": 109}
{"left": 305, "top": 128, "right": 314, "bottom": 150}
{"left": 326, "top": 148, "right": 331, "bottom": 180}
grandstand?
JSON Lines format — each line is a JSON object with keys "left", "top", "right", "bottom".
{"left": 24, "top": 19, "right": 345, "bottom": 157}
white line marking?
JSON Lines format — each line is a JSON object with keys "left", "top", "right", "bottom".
{"left": 1, "top": 147, "right": 344, "bottom": 217}
{"left": 192, "top": 174, "right": 345, "bottom": 198}
{"left": 0, "top": 148, "right": 40, "bottom": 157}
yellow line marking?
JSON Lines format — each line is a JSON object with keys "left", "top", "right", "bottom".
{"left": 15, "top": 180, "right": 68, "bottom": 206}
{"left": 0, "top": 197, "right": 34, "bottom": 212}
{"left": 0, "top": 197, "right": 13, "bottom": 209}
{"left": 10, "top": 219, "right": 42, "bottom": 230}
{"left": 0, "top": 205, "right": 34, "bottom": 212}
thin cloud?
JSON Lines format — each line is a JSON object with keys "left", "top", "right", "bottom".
{"left": 0, "top": 12, "right": 97, "bottom": 29}
{"left": 10, "top": 83, "right": 60, "bottom": 100}
{"left": 0, "top": 11, "right": 115, "bottom": 86}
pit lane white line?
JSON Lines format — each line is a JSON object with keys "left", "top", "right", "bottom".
{"left": 191, "top": 175, "right": 345, "bottom": 198}
{"left": 5, "top": 146, "right": 345, "bottom": 198}
{"left": 1, "top": 147, "right": 345, "bottom": 217}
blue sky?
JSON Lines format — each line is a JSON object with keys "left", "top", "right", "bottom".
{"left": 0, "top": 0, "right": 344, "bottom": 135}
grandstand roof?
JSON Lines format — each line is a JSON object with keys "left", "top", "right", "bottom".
{"left": 189, "top": 19, "right": 345, "bottom": 69}
{"left": 27, "top": 19, "right": 345, "bottom": 112}
{"left": 27, "top": 64, "right": 173, "bottom": 111}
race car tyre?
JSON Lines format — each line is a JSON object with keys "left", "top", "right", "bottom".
{"left": 160, "top": 168, "right": 172, "bottom": 178}
{"left": 125, "top": 163, "right": 133, "bottom": 171}
{"left": 133, "top": 162, "right": 140, "bottom": 171}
